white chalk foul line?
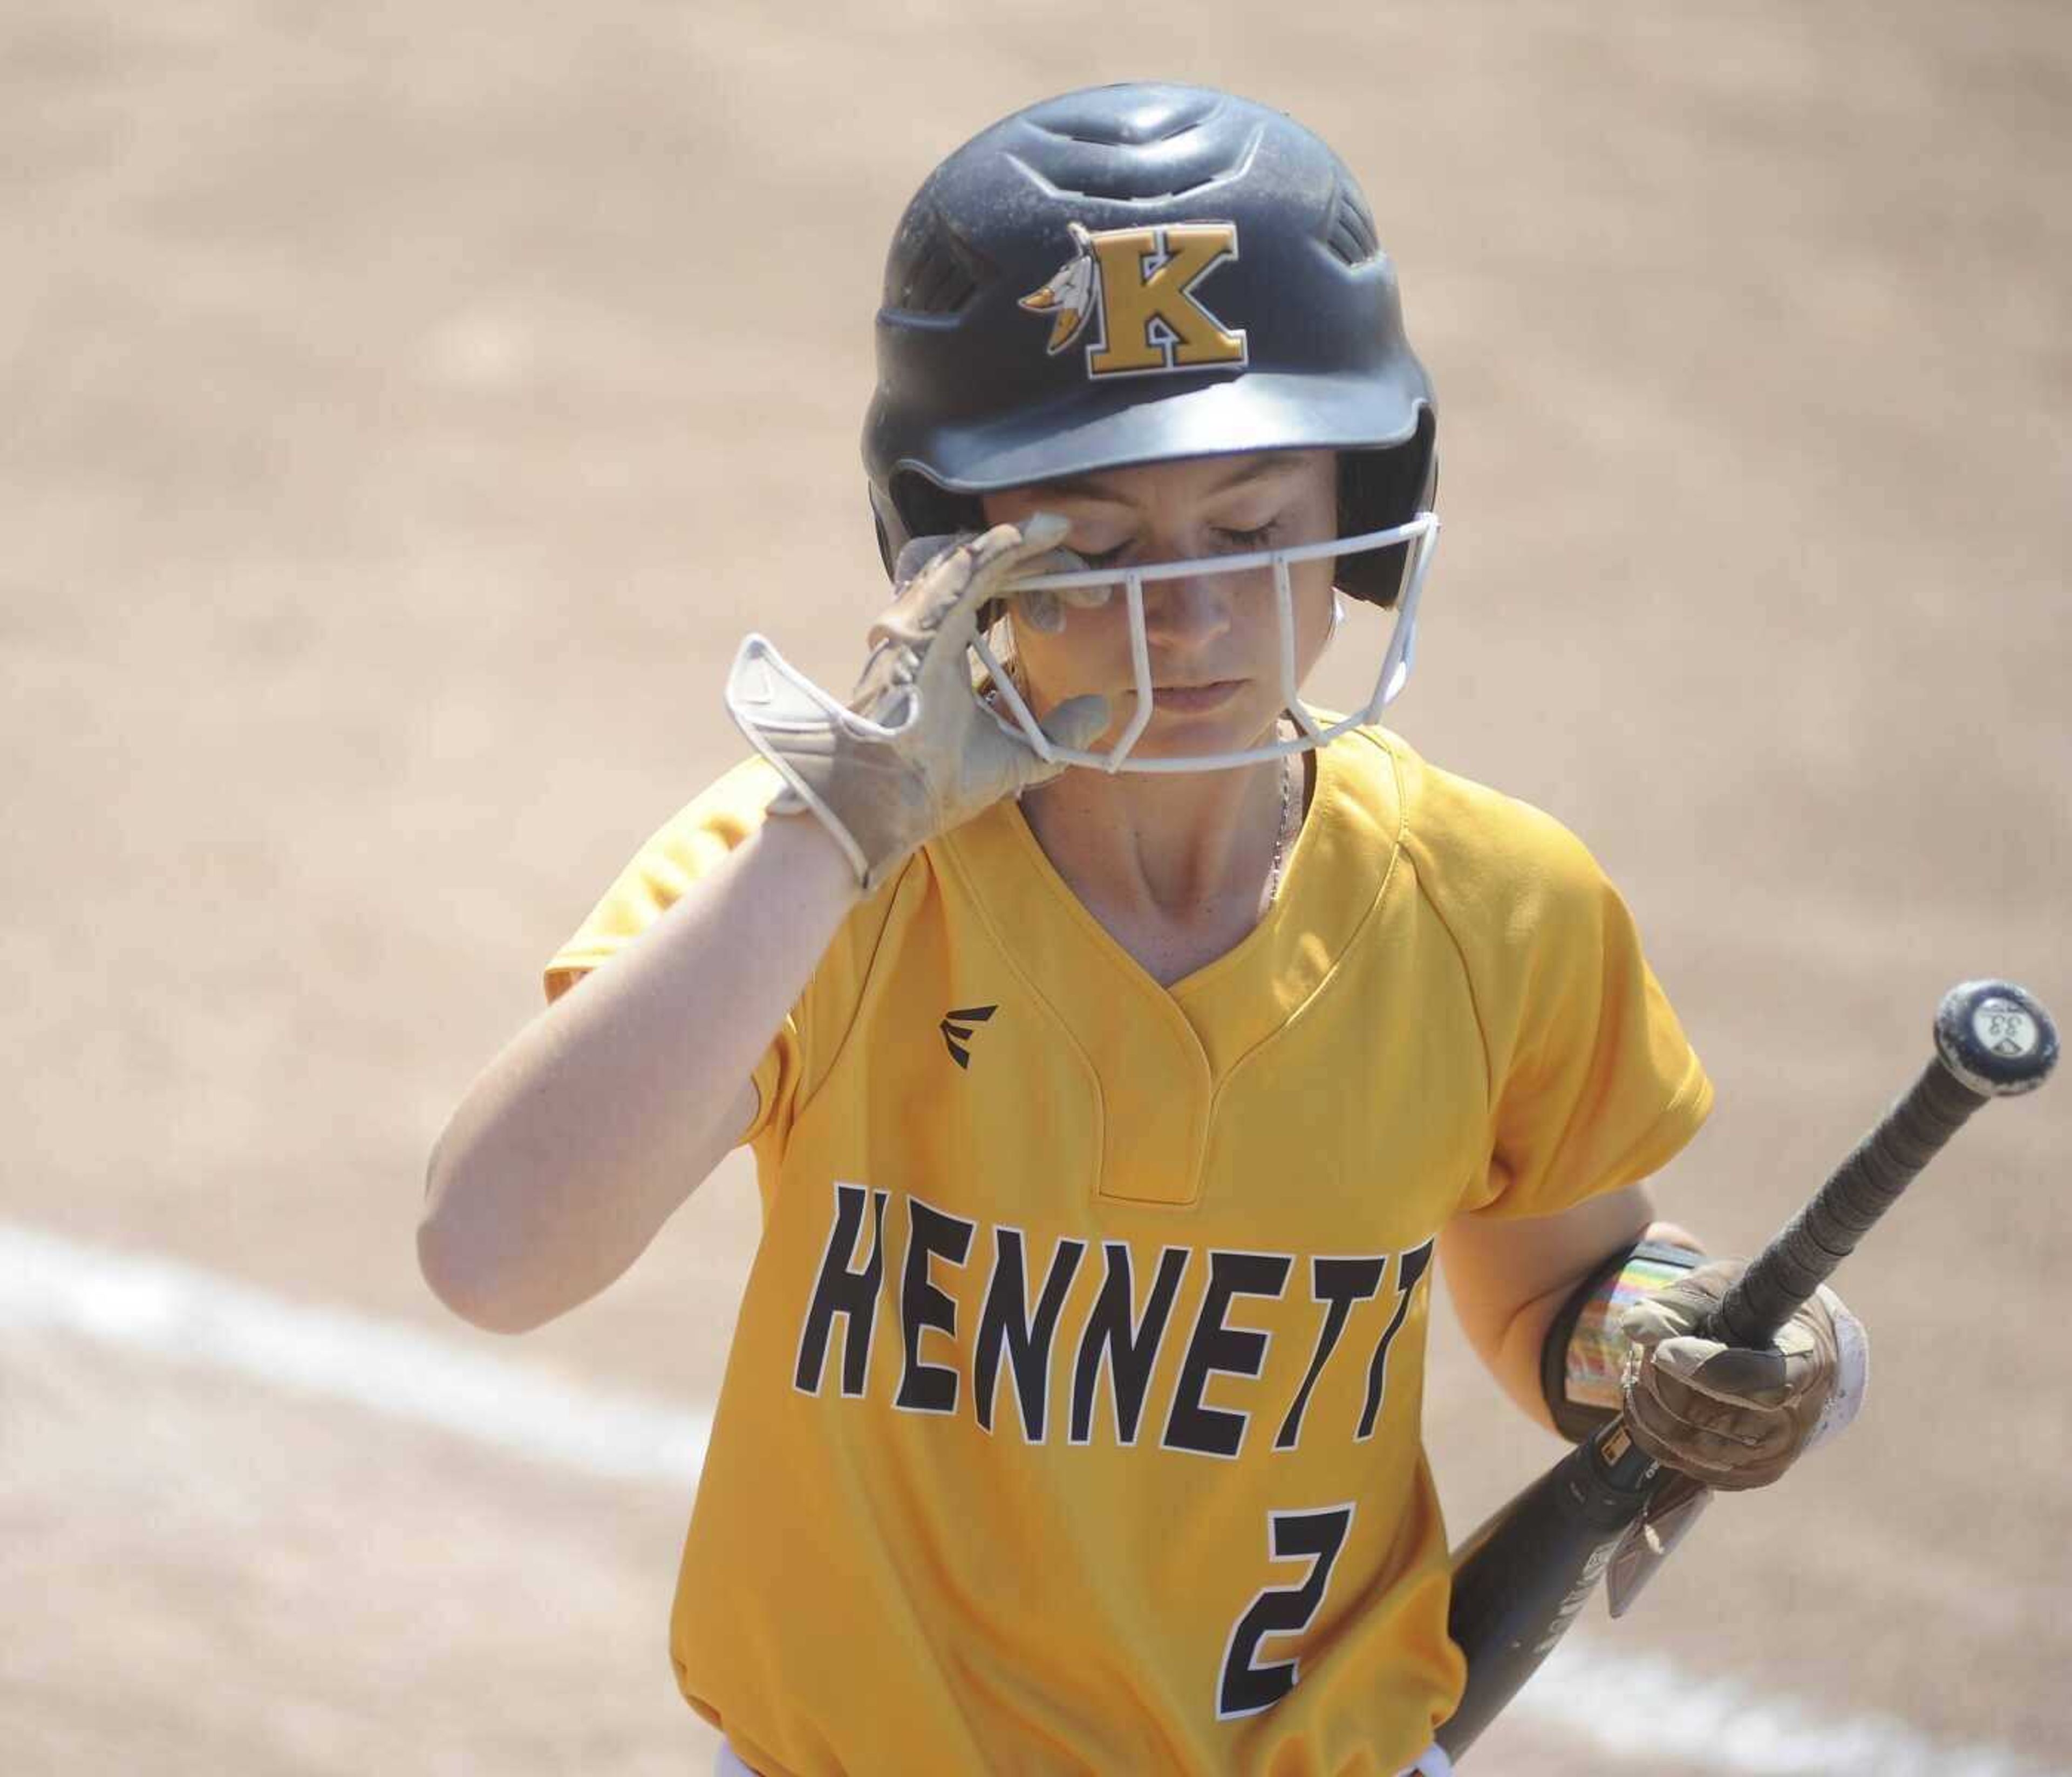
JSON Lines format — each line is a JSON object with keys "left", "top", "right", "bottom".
{"left": 0, "top": 1221, "right": 710, "bottom": 1485}
{"left": 1516, "top": 1645, "right": 2062, "bottom": 1777}
{"left": 2, "top": 1220, "right": 2061, "bottom": 1777}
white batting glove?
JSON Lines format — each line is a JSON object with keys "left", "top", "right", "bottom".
{"left": 725, "top": 515, "right": 1110, "bottom": 892}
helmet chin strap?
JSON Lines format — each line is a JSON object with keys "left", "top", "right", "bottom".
{"left": 973, "top": 513, "right": 1438, "bottom": 776}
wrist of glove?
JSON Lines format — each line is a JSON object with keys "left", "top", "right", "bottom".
{"left": 724, "top": 515, "right": 1110, "bottom": 892}
{"left": 1618, "top": 1259, "right": 1870, "bottom": 1491}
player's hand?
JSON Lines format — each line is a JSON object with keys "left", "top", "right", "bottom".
{"left": 725, "top": 514, "right": 1110, "bottom": 892}
{"left": 1617, "top": 1260, "right": 1868, "bottom": 1491}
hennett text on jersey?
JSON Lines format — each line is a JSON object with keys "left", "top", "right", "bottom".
{"left": 793, "top": 1180, "right": 1436, "bottom": 1461}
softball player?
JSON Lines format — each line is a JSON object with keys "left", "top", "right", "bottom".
{"left": 422, "top": 83, "right": 1867, "bottom": 1776}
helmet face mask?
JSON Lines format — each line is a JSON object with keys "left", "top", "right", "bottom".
{"left": 975, "top": 512, "right": 1438, "bottom": 775}
{"left": 864, "top": 83, "right": 1439, "bottom": 775}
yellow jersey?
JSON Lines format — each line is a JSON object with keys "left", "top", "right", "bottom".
{"left": 547, "top": 725, "right": 1711, "bottom": 1776}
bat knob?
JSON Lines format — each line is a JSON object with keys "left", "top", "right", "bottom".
{"left": 1934, "top": 980, "right": 2059, "bottom": 1097}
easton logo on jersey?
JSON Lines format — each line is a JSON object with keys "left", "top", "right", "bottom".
{"left": 1018, "top": 221, "right": 1249, "bottom": 380}
{"left": 938, "top": 1004, "right": 997, "bottom": 1069}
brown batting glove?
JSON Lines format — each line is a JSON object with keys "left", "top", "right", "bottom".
{"left": 1618, "top": 1260, "right": 1868, "bottom": 1492}
{"left": 725, "top": 515, "right": 1109, "bottom": 892}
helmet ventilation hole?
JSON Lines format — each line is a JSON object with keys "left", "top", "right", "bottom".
{"left": 1008, "top": 87, "right": 1263, "bottom": 203}
{"left": 1325, "top": 181, "right": 1379, "bottom": 267}
{"left": 887, "top": 213, "right": 993, "bottom": 317}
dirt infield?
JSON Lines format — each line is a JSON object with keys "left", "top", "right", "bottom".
{"left": 5, "top": 2, "right": 2068, "bottom": 1771}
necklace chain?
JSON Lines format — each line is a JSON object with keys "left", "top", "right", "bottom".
{"left": 1264, "top": 755, "right": 1296, "bottom": 907}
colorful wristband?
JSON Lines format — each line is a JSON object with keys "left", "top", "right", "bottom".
{"left": 1539, "top": 1239, "right": 1706, "bottom": 1442}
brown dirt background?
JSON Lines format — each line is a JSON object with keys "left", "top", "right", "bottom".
{"left": 5, "top": 2, "right": 2069, "bottom": 1772}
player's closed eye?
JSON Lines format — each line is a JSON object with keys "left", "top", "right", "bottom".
{"left": 1075, "top": 522, "right": 1282, "bottom": 571}
{"left": 1214, "top": 522, "right": 1280, "bottom": 553}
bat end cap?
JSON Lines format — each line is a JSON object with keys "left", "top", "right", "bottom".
{"left": 1934, "top": 980, "right": 2059, "bottom": 1096}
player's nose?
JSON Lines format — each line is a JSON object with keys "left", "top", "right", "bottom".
{"left": 1141, "top": 570, "right": 1233, "bottom": 650}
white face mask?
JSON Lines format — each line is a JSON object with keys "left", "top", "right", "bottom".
{"left": 974, "top": 512, "right": 1440, "bottom": 775}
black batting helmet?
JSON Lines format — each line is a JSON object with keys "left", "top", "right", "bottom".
{"left": 862, "top": 82, "right": 1436, "bottom": 608}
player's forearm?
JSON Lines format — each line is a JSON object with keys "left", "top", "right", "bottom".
{"left": 419, "top": 814, "right": 859, "bottom": 1333}
{"left": 1485, "top": 1217, "right": 1702, "bottom": 1432}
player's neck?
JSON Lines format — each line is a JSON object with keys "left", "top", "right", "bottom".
{"left": 1018, "top": 739, "right": 1310, "bottom": 983}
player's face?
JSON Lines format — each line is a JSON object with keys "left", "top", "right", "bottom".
{"left": 982, "top": 450, "right": 1340, "bottom": 760}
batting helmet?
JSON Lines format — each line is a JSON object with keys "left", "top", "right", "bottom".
{"left": 862, "top": 82, "right": 1440, "bottom": 773}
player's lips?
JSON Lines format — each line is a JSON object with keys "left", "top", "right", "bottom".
{"left": 1149, "top": 679, "right": 1244, "bottom": 713}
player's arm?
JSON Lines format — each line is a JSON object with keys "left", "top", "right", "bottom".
{"left": 421, "top": 518, "right": 1105, "bottom": 1336}
{"left": 1438, "top": 1183, "right": 1700, "bottom": 1434}
{"left": 419, "top": 812, "right": 858, "bottom": 1335}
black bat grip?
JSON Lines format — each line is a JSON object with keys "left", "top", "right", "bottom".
{"left": 1715, "top": 978, "right": 2056, "bottom": 1348}
{"left": 1715, "top": 1060, "right": 1985, "bottom": 1348}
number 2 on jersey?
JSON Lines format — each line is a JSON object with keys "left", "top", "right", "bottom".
{"left": 1216, "top": 1504, "right": 1356, "bottom": 1719}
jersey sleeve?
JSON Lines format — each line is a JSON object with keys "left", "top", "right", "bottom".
{"left": 1408, "top": 764, "right": 1713, "bottom": 1221}
{"left": 542, "top": 757, "right": 803, "bottom": 1149}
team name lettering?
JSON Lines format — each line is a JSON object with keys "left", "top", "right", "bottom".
{"left": 1274, "top": 1255, "right": 1387, "bottom": 1452}
{"left": 1069, "top": 1243, "right": 1190, "bottom": 1446}
{"left": 1355, "top": 1238, "right": 1433, "bottom": 1440}
{"left": 794, "top": 1184, "right": 1435, "bottom": 1458}
{"left": 1162, "top": 1251, "right": 1293, "bottom": 1459}
{"left": 793, "top": 1182, "right": 889, "bottom": 1397}
{"left": 973, "top": 1227, "right": 1087, "bottom": 1440}
{"left": 895, "top": 1197, "right": 974, "bottom": 1415}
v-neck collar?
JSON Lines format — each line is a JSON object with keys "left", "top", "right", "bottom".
{"left": 940, "top": 732, "right": 1407, "bottom": 1090}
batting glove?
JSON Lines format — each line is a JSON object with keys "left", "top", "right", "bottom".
{"left": 1618, "top": 1260, "right": 1869, "bottom": 1491}
{"left": 725, "top": 515, "right": 1110, "bottom": 892}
